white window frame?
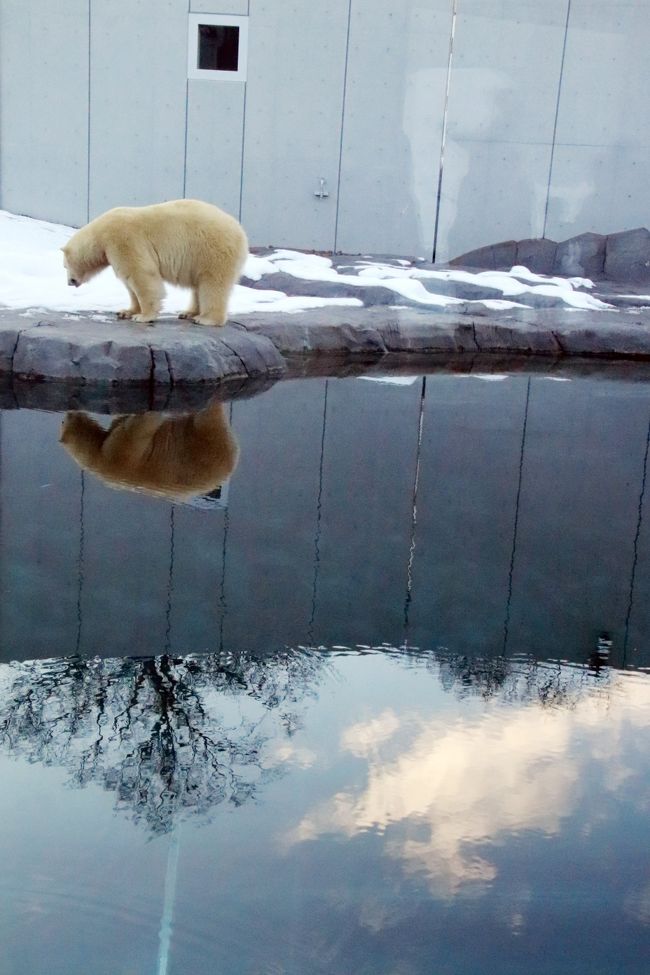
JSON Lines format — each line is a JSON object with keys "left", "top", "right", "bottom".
{"left": 187, "top": 13, "right": 248, "bottom": 81}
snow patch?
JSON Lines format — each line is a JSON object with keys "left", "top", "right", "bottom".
{"left": 0, "top": 210, "right": 616, "bottom": 317}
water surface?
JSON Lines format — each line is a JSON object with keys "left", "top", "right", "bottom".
{"left": 0, "top": 373, "right": 649, "bottom": 974}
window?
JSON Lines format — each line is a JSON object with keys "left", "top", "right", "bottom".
{"left": 188, "top": 14, "right": 248, "bottom": 81}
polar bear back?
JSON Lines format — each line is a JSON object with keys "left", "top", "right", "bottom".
{"left": 79, "top": 199, "right": 248, "bottom": 289}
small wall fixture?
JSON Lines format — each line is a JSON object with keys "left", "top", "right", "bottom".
{"left": 314, "top": 178, "right": 329, "bottom": 200}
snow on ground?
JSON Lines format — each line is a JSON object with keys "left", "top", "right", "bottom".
{"left": 0, "top": 211, "right": 362, "bottom": 316}
{"left": 0, "top": 210, "right": 611, "bottom": 317}
{"left": 262, "top": 249, "right": 610, "bottom": 311}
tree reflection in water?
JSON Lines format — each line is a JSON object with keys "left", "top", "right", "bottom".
{"left": 434, "top": 644, "right": 615, "bottom": 707}
{"left": 0, "top": 649, "right": 323, "bottom": 834}
{"left": 0, "top": 643, "right": 621, "bottom": 836}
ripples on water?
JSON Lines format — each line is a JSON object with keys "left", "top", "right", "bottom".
{"left": 0, "top": 374, "right": 649, "bottom": 973}
{"left": 1, "top": 646, "right": 649, "bottom": 974}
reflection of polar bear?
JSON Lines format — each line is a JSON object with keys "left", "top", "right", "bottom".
{"left": 62, "top": 199, "right": 248, "bottom": 326}
{"left": 59, "top": 400, "right": 239, "bottom": 501}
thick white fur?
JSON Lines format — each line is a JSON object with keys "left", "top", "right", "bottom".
{"left": 62, "top": 199, "right": 248, "bottom": 326}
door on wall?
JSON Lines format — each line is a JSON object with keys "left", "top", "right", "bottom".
{"left": 240, "top": 0, "right": 350, "bottom": 252}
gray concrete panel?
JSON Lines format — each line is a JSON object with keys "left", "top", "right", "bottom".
{"left": 407, "top": 376, "right": 531, "bottom": 655}
{"left": 221, "top": 379, "right": 327, "bottom": 650}
{"left": 191, "top": 0, "right": 248, "bottom": 12}
{"left": 508, "top": 378, "right": 650, "bottom": 661}
{"left": 240, "top": 0, "right": 349, "bottom": 250}
{"left": 335, "top": 0, "right": 453, "bottom": 259}
{"left": 0, "top": 410, "right": 82, "bottom": 661}
{"left": 435, "top": 0, "right": 568, "bottom": 261}
{"left": 75, "top": 470, "right": 172, "bottom": 657}
{"left": 445, "top": 0, "right": 569, "bottom": 145}
{"left": 88, "top": 0, "right": 188, "bottom": 217}
{"left": 311, "top": 377, "right": 423, "bottom": 646}
{"left": 545, "top": 145, "right": 650, "bottom": 242}
{"left": 185, "top": 79, "right": 245, "bottom": 218}
{"left": 164, "top": 502, "right": 227, "bottom": 652}
{"left": 624, "top": 425, "right": 650, "bottom": 665}
{"left": 436, "top": 141, "right": 552, "bottom": 262}
{"left": 545, "top": 2, "right": 650, "bottom": 244}
{"left": 0, "top": 0, "right": 89, "bottom": 226}
{"left": 554, "top": 1, "right": 650, "bottom": 149}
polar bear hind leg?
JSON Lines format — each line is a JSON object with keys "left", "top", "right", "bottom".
{"left": 193, "top": 270, "right": 238, "bottom": 327}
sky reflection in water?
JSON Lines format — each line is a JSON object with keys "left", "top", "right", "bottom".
{"left": 0, "top": 647, "right": 648, "bottom": 975}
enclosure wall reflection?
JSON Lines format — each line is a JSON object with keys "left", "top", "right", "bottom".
{"left": 2, "top": 376, "right": 650, "bottom": 664}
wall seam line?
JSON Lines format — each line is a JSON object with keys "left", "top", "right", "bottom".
{"left": 182, "top": 77, "right": 189, "bottom": 198}
{"left": 238, "top": 0, "right": 250, "bottom": 221}
{"left": 182, "top": 0, "right": 191, "bottom": 198}
{"left": 623, "top": 409, "right": 650, "bottom": 659}
{"left": 86, "top": 0, "right": 92, "bottom": 222}
{"left": 503, "top": 377, "right": 532, "bottom": 654}
{"left": 431, "top": 0, "right": 458, "bottom": 263}
{"left": 333, "top": 0, "right": 353, "bottom": 254}
{"left": 543, "top": 0, "right": 572, "bottom": 239}
{"left": 238, "top": 80, "right": 248, "bottom": 223}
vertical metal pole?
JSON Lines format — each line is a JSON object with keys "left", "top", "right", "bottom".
{"left": 157, "top": 830, "right": 181, "bottom": 975}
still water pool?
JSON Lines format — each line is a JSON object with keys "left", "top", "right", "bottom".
{"left": 0, "top": 372, "right": 649, "bottom": 974}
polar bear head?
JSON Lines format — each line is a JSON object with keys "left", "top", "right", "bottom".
{"left": 61, "top": 229, "right": 108, "bottom": 287}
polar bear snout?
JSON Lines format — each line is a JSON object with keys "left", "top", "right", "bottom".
{"left": 68, "top": 276, "right": 80, "bottom": 287}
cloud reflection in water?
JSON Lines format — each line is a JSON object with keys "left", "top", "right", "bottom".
{"left": 289, "top": 662, "right": 650, "bottom": 901}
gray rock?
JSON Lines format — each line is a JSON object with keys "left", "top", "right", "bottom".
{"left": 605, "top": 228, "right": 650, "bottom": 283}
{"left": 451, "top": 228, "right": 650, "bottom": 283}
{"left": 13, "top": 322, "right": 153, "bottom": 382}
{"left": 0, "top": 320, "right": 21, "bottom": 371}
{"left": 491, "top": 241, "right": 519, "bottom": 269}
{"left": 149, "top": 332, "right": 240, "bottom": 384}
{"left": 449, "top": 244, "right": 498, "bottom": 270}
{"left": 449, "top": 240, "right": 518, "bottom": 271}
{"left": 216, "top": 324, "right": 286, "bottom": 377}
{"left": 246, "top": 265, "right": 509, "bottom": 305}
{"left": 554, "top": 232, "right": 606, "bottom": 278}
{"left": 149, "top": 347, "right": 172, "bottom": 385}
{"left": 515, "top": 238, "right": 557, "bottom": 275}
{"left": 243, "top": 270, "right": 404, "bottom": 307}
{"left": 471, "top": 320, "right": 562, "bottom": 355}
{"left": 418, "top": 279, "right": 504, "bottom": 302}
{"left": 330, "top": 254, "right": 422, "bottom": 273}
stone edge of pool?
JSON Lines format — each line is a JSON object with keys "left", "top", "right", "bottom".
{"left": 2, "top": 303, "right": 650, "bottom": 412}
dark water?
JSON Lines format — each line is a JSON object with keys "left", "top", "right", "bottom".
{"left": 1, "top": 373, "right": 649, "bottom": 974}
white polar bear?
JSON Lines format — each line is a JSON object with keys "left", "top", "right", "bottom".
{"left": 62, "top": 199, "right": 248, "bottom": 326}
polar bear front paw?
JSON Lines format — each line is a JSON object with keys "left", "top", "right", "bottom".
{"left": 132, "top": 314, "right": 156, "bottom": 324}
{"left": 117, "top": 309, "right": 134, "bottom": 320}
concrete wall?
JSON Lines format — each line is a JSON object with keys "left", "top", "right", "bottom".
{"left": 1, "top": 0, "right": 648, "bottom": 259}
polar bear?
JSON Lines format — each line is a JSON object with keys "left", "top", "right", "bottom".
{"left": 62, "top": 199, "right": 248, "bottom": 326}
{"left": 59, "top": 399, "right": 239, "bottom": 501}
